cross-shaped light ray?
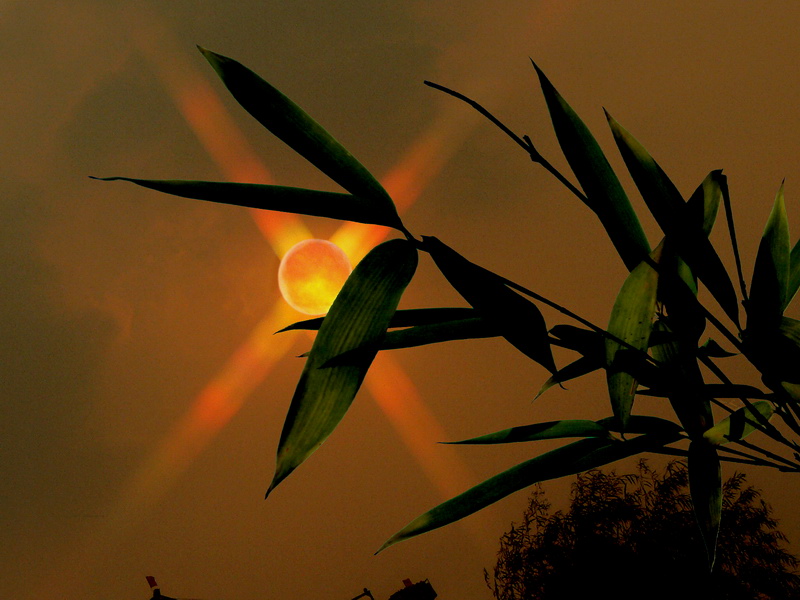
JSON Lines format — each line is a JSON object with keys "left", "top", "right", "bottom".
{"left": 37, "top": 3, "right": 583, "bottom": 593}
{"left": 89, "top": 2, "right": 494, "bottom": 547}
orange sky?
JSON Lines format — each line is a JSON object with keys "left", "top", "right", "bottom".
{"left": 2, "top": 2, "right": 800, "bottom": 599}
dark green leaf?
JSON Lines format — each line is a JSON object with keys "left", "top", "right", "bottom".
{"left": 698, "top": 338, "right": 737, "bottom": 358}
{"left": 533, "top": 63, "right": 650, "bottom": 271}
{"left": 320, "top": 317, "right": 497, "bottom": 367}
{"left": 444, "top": 420, "right": 613, "bottom": 445}
{"left": 640, "top": 383, "right": 769, "bottom": 400}
{"left": 378, "top": 318, "right": 497, "bottom": 350}
{"left": 686, "top": 170, "right": 723, "bottom": 236}
{"left": 688, "top": 441, "right": 722, "bottom": 570}
{"left": 549, "top": 324, "right": 605, "bottom": 355}
{"left": 277, "top": 307, "right": 480, "bottom": 333}
{"left": 748, "top": 182, "right": 790, "bottom": 326}
{"left": 266, "top": 239, "right": 417, "bottom": 496}
{"left": 788, "top": 236, "right": 800, "bottom": 308}
{"left": 198, "top": 47, "right": 402, "bottom": 229}
{"left": 650, "top": 319, "right": 715, "bottom": 436}
{"left": 742, "top": 317, "right": 800, "bottom": 384}
{"left": 535, "top": 355, "right": 604, "bottom": 400}
{"left": 703, "top": 400, "right": 774, "bottom": 446}
{"left": 606, "top": 244, "right": 662, "bottom": 428}
{"left": 595, "top": 415, "right": 684, "bottom": 435}
{"left": 91, "top": 178, "right": 403, "bottom": 229}
{"left": 378, "top": 432, "right": 680, "bottom": 552}
{"left": 608, "top": 114, "right": 740, "bottom": 326}
{"left": 422, "top": 236, "right": 556, "bottom": 373}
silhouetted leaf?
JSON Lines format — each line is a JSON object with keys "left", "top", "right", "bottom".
{"left": 266, "top": 239, "right": 417, "bottom": 496}
{"left": 378, "top": 318, "right": 497, "bottom": 350}
{"left": 686, "top": 170, "right": 723, "bottom": 236}
{"left": 743, "top": 317, "right": 800, "bottom": 384}
{"left": 788, "top": 237, "right": 800, "bottom": 308}
{"left": 422, "top": 236, "right": 556, "bottom": 373}
{"left": 748, "top": 183, "right": 790, "bottom": 327}
{"left": 640, "top": 383, "right": 769, "bottom": 400}
{"left": 606, "top": 244, "right": 662, "bottom": 428}
{"left": 533, "top": 63, "right": 650, "bottom": 271}
{"left": 698, "top": 338, "right": 737, "bottom": 358}
{"left": 650, "top": 319, "right": 714, "bottom": 436}
{"left": 535, "top": 355, "right": 603, "bottom": 400}
{"left": 444, "top": 420, "right": 613, "bottom": 445}
{"left": 320, "top": 317, "right": 498, "bottom": 367}
{"left": 595, "top": 415, "right": 684, "bottom": 435}
{"left": 703, "top": 401, "right": 774, "bottom": 446}
{"left": 198, "top": 47, "right": 402, "bottom": 229}
{"left": 378, "top": 432, "right": 680, "bottom": 552}
{"left": 91, "top": 178, "right": 402, "bottom": 228}
{"left": 608, "top": 114, "right": 740, "bottom": 326}
{"left": 655, "top": 238, "right": 707, "bottom": 344}
{"left": 549, "top": 324, "right": 605, "bottom": 355}
{"left": 688, "top": 441, "right": 722, "bottom": 570}
{"left": 277, "top": 307, "right": 480, "bottom": 333}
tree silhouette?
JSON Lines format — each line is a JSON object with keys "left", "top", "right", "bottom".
{"left": 486, "top": 461, "right": 800, "bottom": 600}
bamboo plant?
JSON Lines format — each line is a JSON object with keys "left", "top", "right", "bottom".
{"left": 95, "top": 47, "right": 800, "bottom": 569}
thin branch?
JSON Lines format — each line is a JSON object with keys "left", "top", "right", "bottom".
{"left": 732, "top": 438, "right": 800, "bottom": 471}
{"left": 423, "top": 81, "right": 588, "bottom": 204}
{"left": 649, "top": 446, "right": 777, "bottom": 468}
{"left": 716, "top": 444, "right": 800, "bottom": 472}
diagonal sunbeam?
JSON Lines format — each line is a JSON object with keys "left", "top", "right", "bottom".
{"left": 91, "top": 1, "right": 489, "bottom": 547}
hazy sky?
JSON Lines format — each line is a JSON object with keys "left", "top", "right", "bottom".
{"left": 3, "top": 2, "right": 800, "bottom": 599}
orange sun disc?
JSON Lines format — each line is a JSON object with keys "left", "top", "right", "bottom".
{"left": 278, "top": 239, "right": 353, "bottom": 315}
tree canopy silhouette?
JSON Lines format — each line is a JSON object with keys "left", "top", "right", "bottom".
{"left": 486, "top": 461, "right": 800, "bottom": 600}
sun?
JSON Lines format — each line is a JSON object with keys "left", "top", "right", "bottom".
{"left": 278, "top": 239, "right": 353, "bottom": 315}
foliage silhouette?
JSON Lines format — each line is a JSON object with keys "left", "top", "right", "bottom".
{"left": 96, "top": 47, "right": 800, "bottom": 568}
{"left": 485, "top": 461, "right": 800, "bottom": 600}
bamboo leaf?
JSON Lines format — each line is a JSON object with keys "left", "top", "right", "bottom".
{"left": 698, "top": 338, "right": 737, "bottom": 358}
{"left": 320, "top": 317, "right": 498, "bottom": 367}
{"left": 197, "top": 47, "right": 402, "bottom": 229}
{"left": 607, "top": 114, "right": 740, "bottom": 326}
{"left": 743, "top": 317, "right": 800, "bottom": 384}
{"left": 378, "top": 432, "right": 680, "bottom": 552}
{"left": 532, "top": 63, "right": 650, "bottom": 271}
{"left": 650, "top": 319, "right": 714, "bottom": 436}
{"left": 378, "top": 318, "right": 497, "bottom": 350}
{"left": 703, "top": 401, "right": 774, "bottom": 446}
{"left": 91, "top": 178, "right": 403, "bottom": 229}
{"left": 595, "top": 415, "right": 684, "bottom": 435}
{"left": 535, "top": 355, "right": 604, "bottom": 400}
{"left": 788, "top": 237, "right": 800, "bottom": 308}
{"left": 688, "top": 441, "right": 722, "bottom": 570}
{"left": 640, "top": 383, "right": 769, "bottom": 400}
{"left": 686, "top": 170, "right": 723, "bottom": 236}
{"left": 266, "top": 239, "right": 417, "bottom": 496}
{"left": 549, "top": 324, "right": 605, "bottom": 355}
{"left": 277, "top": 307, "right": 480, "bottom": 333}
{"left": 748, "top": 182, "right": 790, "bottom": 326}
{"left": 606, "top": 244, "right": 662, "bottom": 428}
{"left": 444, "top": 420, "right": 613, "bottom": 445}
{"left": 422, "top": 236, "right": 556, "bottom": 373}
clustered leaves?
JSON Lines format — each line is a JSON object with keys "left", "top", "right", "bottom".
{"left": 98, "top": 47, "right": 800, "bottom": 569}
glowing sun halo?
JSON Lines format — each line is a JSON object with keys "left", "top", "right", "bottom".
{"left": 278, "top": 239, "right": 352, "bottom": 315}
